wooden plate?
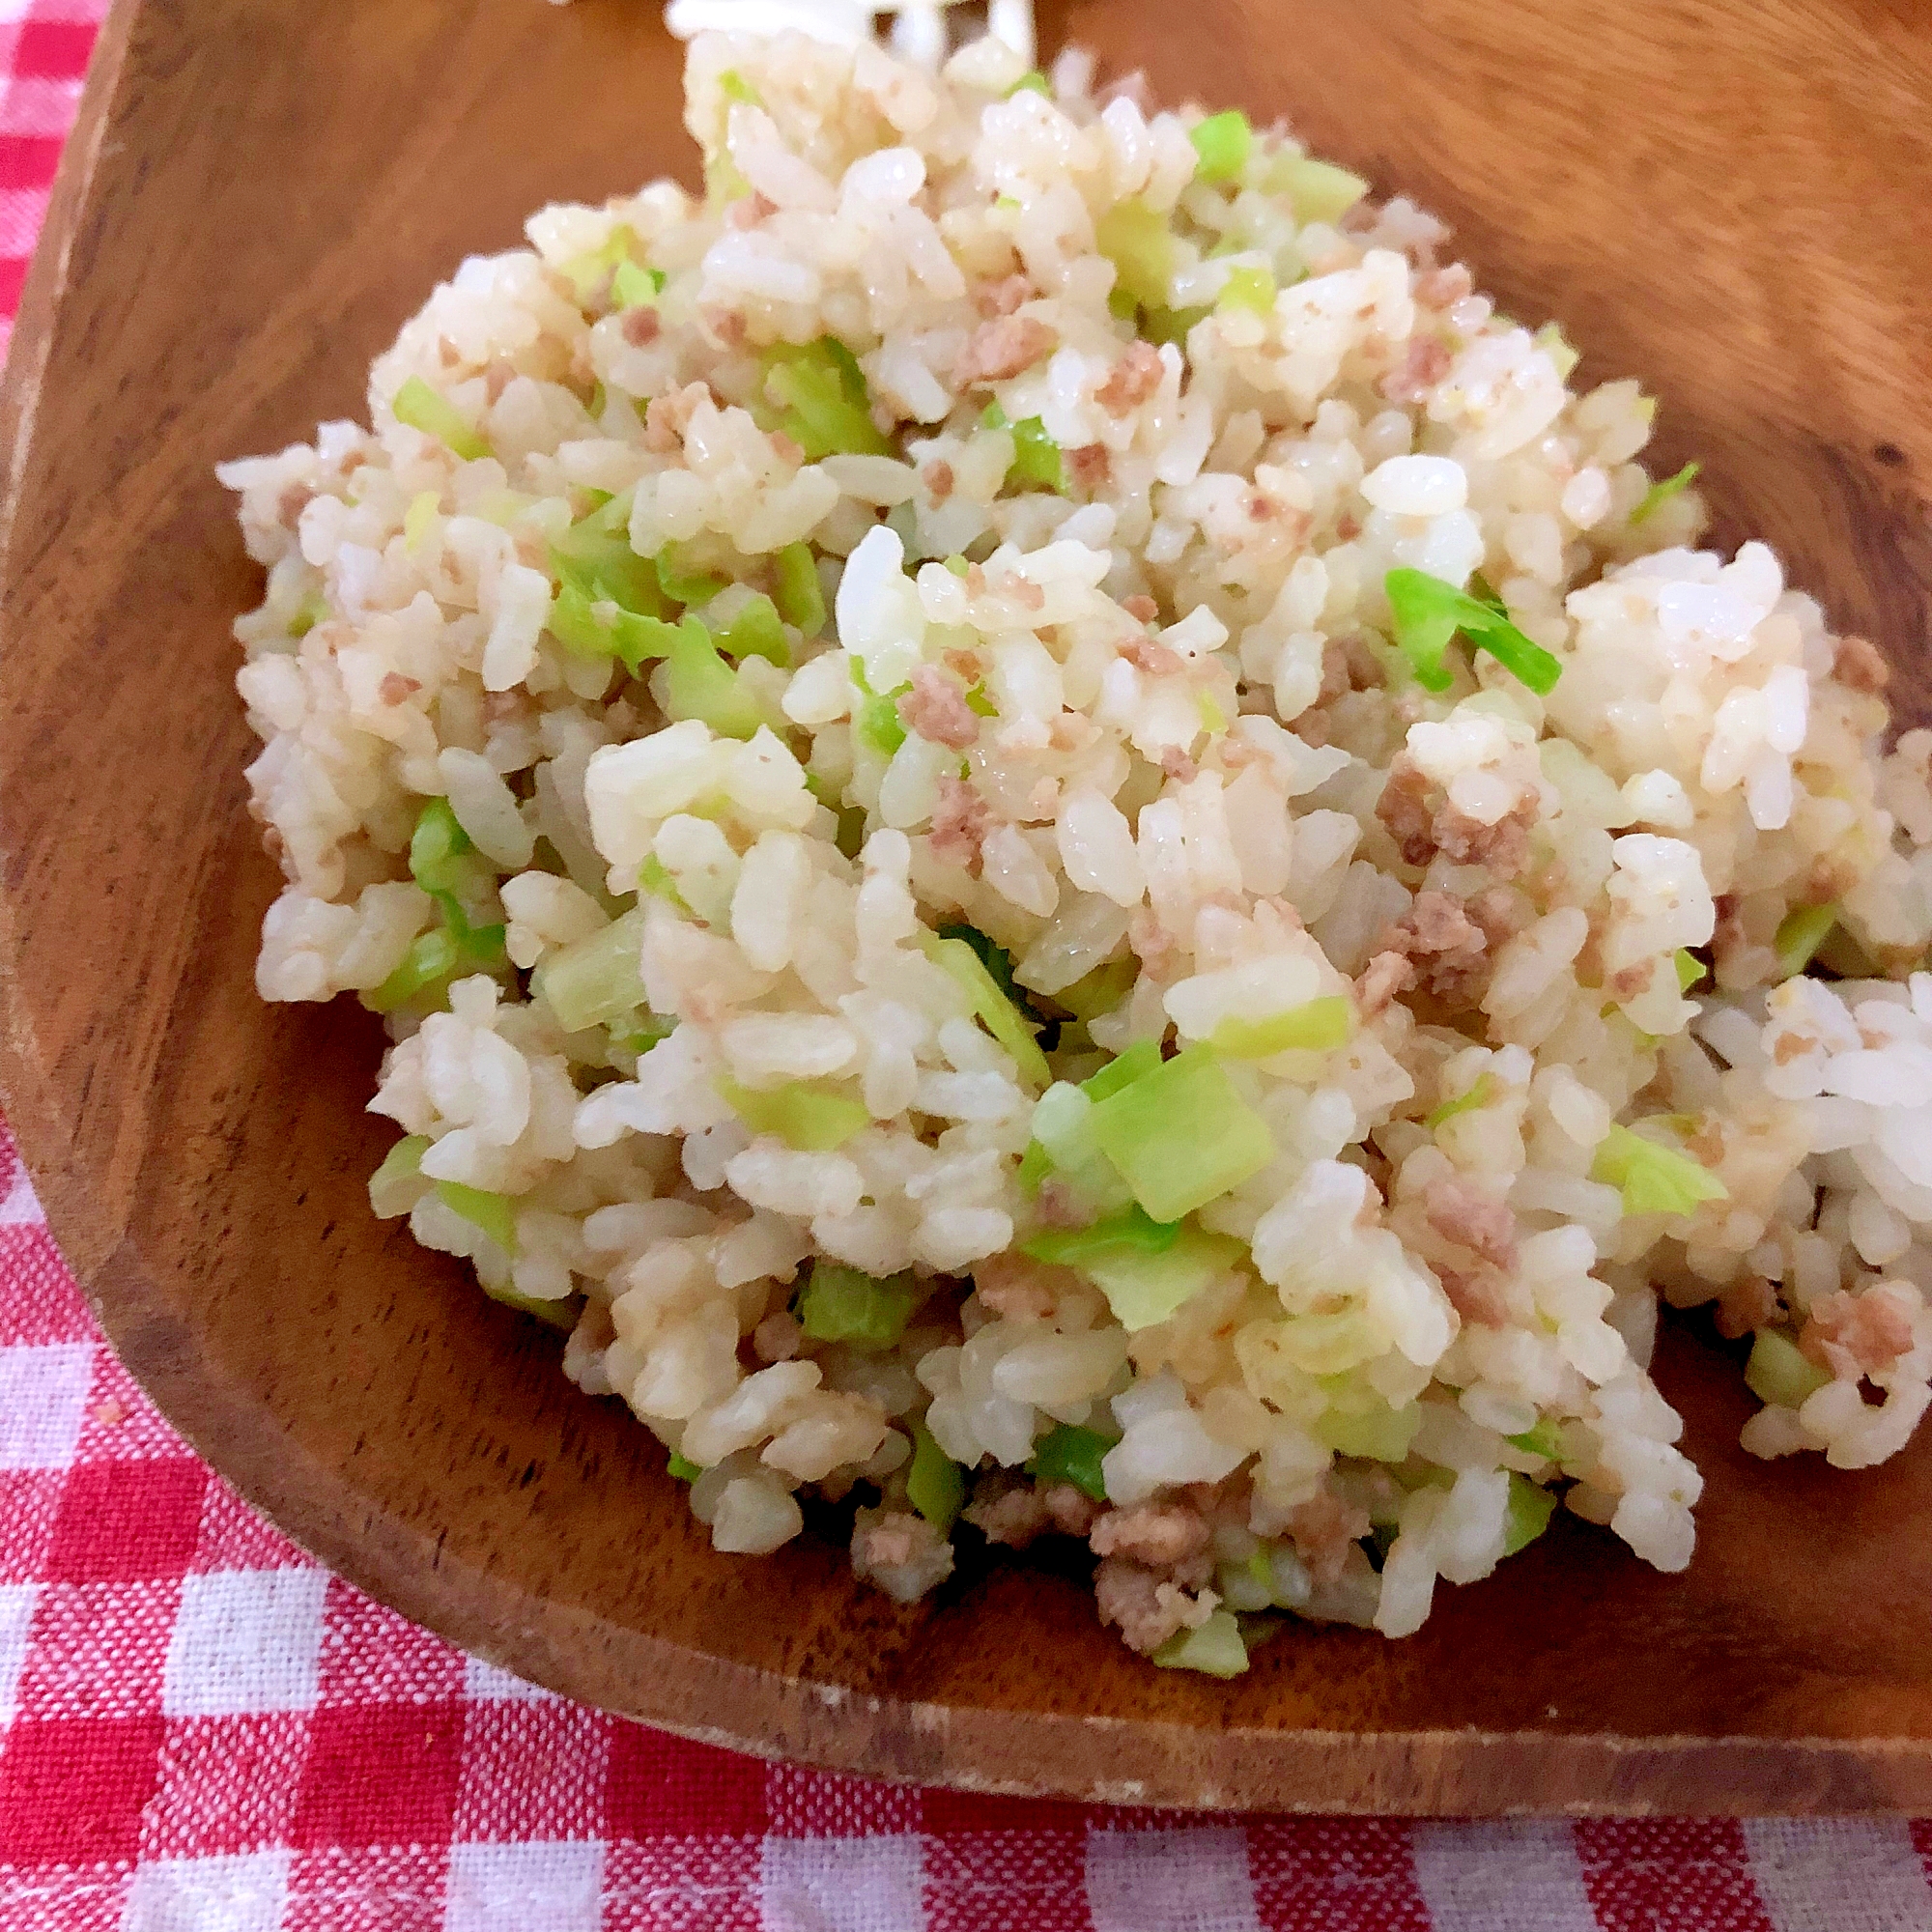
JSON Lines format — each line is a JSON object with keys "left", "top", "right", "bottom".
{"left": 4, "top": 0, "right": 1931, "bottom": 1814}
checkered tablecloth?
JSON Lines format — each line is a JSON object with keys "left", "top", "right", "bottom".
{"left": 8, "top": 4, "right": 1932, "bottom": 1926}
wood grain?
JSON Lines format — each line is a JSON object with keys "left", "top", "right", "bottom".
{"left": 3, "top": 0, "right": 1930, "bottom": 1812}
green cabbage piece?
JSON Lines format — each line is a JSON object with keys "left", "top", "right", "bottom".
{"left": 1505, "top": 1418, "right": 1565, "bottom": 1461}
{"left": 1383, "top": 567, "right": 1563, "bottom": 696}
{"left": 611, "top": 259, "right": 664, "bottom": 311}
{"left": 1590, "top": 1122, "right": 1728, "bottom": 1217}
{"left": 797, "top": 1261, "right": 920, "bottom": 1350}
{"left": 1425, "top": 1071, "right": 1496, "bottom": 1131}
{"left": 409, "top": 798, "right": 473, "bottom": 896}
{"left": 1209, "top": 995, "right": 1352, "bottom": 1059}
{"left": 1217, "top": 265, "right": 1276, "bottom": 315}
{"left": 848, "top": 657, "right": 911, "bottom": 758}
{"left": 718, "top": 592, "right": 788, "bottom": 667}
{"left": 550, "top": 488, "right": 666, "bottom": 619}
{"left": 980, "top": 401, "right": 1065, "bottom": 493}
{"left": 369, "top": 1135, "right": 432, "bottom": 1218}
{"left": 1745, "top": 1329, "right": 1832, "bottom": 1409}
{"left": 1152, "top": 1607, "right": 1249, "bottom": 1677}
{"left": 1315, "top": 1396, "right": 1421, "bottom": 1463}
{"left": 1025, "top": 1212, "right": 1245, "bottom": 1332}
{"left": 717, "top": 1077, "right": 871, "bottom": 1151}
{"left": 533, "top": 907, "right": 649, "bottom": 1035}
{"left": 923, "top": 932, "right": 1051, "bottom": 1089}
{"left": 435, "top": 1179, "right": 519, "bottom": 1255}
{"left": 773, "top": 542, "right": 827, "bottom": 636}
{"left": 907, "top": 1419, "right": 964, "bottom": 1532}
{"left": 653, "top": 541, "right": 728, "bottom": 610}
{"left": 1094, "top": 197, "right": 1175, "bottom": 310}
{"left": 662, "top": 617, "right": 769, "bottom": 739}
{"left": 1501, "top": 1473, "right": 1557, "bottom": 1555}
{"left": 761, "top": 338, "right": 891, "bottom": 458}
{"left": 1080, "top": 1038, "right": 1163, "bottom": 1102}
{"left": 1631, "top": 460, "right": 1700, "bottom": 525}
{"left": 1189, "top": 109, "right": 1252, "bottom": 184}
{"left": 559, "top": 223, "right": 644, "bottom": 305}
{"left": 1774, "top": 902, "right": 1836, "bottom": 980}
{"left": 1025, "top": 1423, "right": 1116, "bottom": 1500}
{"left": 1272, "top": 154, "right": 1370, "bottom": 222}
{"left": 1085, "top": 1045, "right": 1274, "bottom": 1223}
{"left": 391, "top": 376, "right": 490, "bottom": 462}
{"left": 484, "top": 1284, "right": 578, "bottom": 1328}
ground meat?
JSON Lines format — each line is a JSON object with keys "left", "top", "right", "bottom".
{"left": 1286, "top": 1490, "right": 1372, "bottom": 1586}
{"left": 1160, "top": 747, "right": 1199, "bottom": 783}
{"left": 1376, "top": 754, "right": 1438, "bottom": 866}
{"left": 1714, "top": 1276, "right": 1781, "bottom": 1341}
{"left": 1066, "top": 442, "right": 1110, "bottom": 491}
{"left": 621, "top": 304, "right": 662, "bottom": 347}
{"left": 1128, "top": 906, "right": 1182, "bottom": 982}
{"left": 1424, "top": 1175, "right": 1519, "bottom": 1271}
{"left": 964, "top": 1483, "right": 1049, "bottom": 1549}
{"left": 1433, "top": 792, "right": 1538, "bottom": 876}
{"left": 483, "top": 362, "right": 516, "bottom": 405}
{"left": 928, "top": 776, "right": 990, "bottom": 871}
{"left": 1049, "top": 710, "right": 1099, "bottom": 753}
{"left": 1802, "top": 1283, "right": 1918, "bottom": 1380}
{"left": 972, "top": 1249, "right": 1067, "bottom": 1321}
{"left": 726, "top": 190, "right": 778, "bottom": 230}
{"left": 895, "top": 667, "right": 980, "bottom": 750}
{"left": 703, "top": 306, "right": 749, "bottom": 349}
{"left": 1042, "top": 1483, "right": 1101, "bottom": 1537}
{"left": 1833, "top": 633, "right": 1889, "bottom": 695}
{"left": 1380, "top": 335, "right": 1453, "bottom": 404}
{"left": 1607, "top": 958, "right": 1657, "bottom": 1001}
{"left": 753, "top": 1311, "right": 802, "bottom": 1362}
{"left": 1378, "top": 890, "right": 1491, "bottom": 1001}
{"left": 923, "top": 458, "right": 954, "bottom": 503}
{"left": 1120, "top": 593, "right": 1159, "bottom": 624}
{"left": 1355, "top": 950, "right": 1416, "bottom": 1019}
{"left": 1466, "top": 886, "right": 1525, "bottom": 949}
{"left": 276, "top": 483, "right": 313, "bottom": 531}
{"left": 1710, "top": 894, "right": 1755, "bottom": 978}
{"left": 1095, "top": 340, "right": 1164, "bottom": 415}
{"left": 975, "top": 272, "right": 1032, "bottom": 318}
{"left": 1031, "top": 1179, "right": 1093, "bottom": 1230}
{"left": 1089, "top": 1503, "right": 1211, "bottom": 1576}
{"left": 1436, "top": 1263, "right": 1511, "bottom": 1328}
{"left": 378, "top": 671, "right": 420, "bottom": 706}
{"left": 643, "top": 382, "right": 711, "bottom": 454}
{"left": 853, "top": 1511, "right": 923, "bottom": 1571}
{"left": 1119, "top": 632, "right": 1183, "bottom": 676}
{"left": 997, "top": 572, "right": 1046, "bottom": 612}
{"left": 956, "top": 314, "right": 1056, "bottom": 385}
{"left": 1094, "top": 1557, "right": 1200, "bottom": 1655}
{"left": 1415, "top": 265, "right": 1473, "bottom": 308}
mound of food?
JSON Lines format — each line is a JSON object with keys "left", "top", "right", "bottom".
{"left": 221, "top": 29, "right": 1932, "bottom": 1672}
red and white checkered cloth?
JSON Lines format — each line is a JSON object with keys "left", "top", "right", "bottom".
{"left": 8, "top": 7, "right": 1932, "bottom": 1926}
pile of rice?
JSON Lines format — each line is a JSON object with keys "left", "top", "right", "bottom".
{"left": 220, "top": 28, "right": 1932, "bottom": 1672}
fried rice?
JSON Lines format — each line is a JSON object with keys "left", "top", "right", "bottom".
{"left": 218, "top": 29, "right": 1932, "bottom": 1672}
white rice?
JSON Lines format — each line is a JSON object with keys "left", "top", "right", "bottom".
{"left": 219, "top": 28, "right": 1932, "bottom": 1670}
